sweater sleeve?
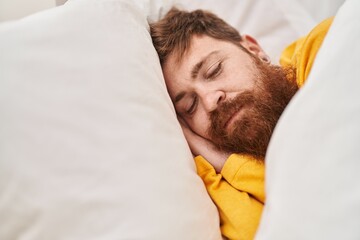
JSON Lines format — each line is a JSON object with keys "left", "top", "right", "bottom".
{"left": 221, "top": 154, "right": 265, "bottom": 203}
{"left": 195, "top": 155, "right": 264, "bottom": 240}
{"left": 280, "top": 17, "right": 333, "bottom": 87}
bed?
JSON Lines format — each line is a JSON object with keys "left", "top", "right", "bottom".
{"left": 0, "top": 0, "right": 359, "bottom": 239}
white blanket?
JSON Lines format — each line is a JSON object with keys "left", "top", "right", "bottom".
{"left": 257, "top": 0, "right": 360, "bottom": 239}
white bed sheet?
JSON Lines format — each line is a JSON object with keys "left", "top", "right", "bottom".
{"left": 175, "top": 0, "right": 344, "bottom": 63}
{"left": 257, "top": 0, "right": 360, "bottom": 238}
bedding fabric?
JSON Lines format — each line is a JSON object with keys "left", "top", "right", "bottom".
{"left": 173, "top": 0, "right": 344, "bottom": 64}
{"left": 0, "top": 0, "right": 222, "bottom": 239}
{"left": 0, "top": 0, "right": 350, "bottom": 239}
{"left": 256, "top": 0, "right": 360, "bottom": 239}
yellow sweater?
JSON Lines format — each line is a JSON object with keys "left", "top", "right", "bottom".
{"left": 195, "top": 17, "right": 333, "bottom": 240}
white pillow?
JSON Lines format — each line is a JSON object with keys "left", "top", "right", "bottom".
{"left": 256, "top": 0, "right": 360, "bottom": 239}
{"left": 0, "top": 0, "right": 221, "bottom": 239}
{"left": 174, "top": 0, "right": 344, "bottom": 63}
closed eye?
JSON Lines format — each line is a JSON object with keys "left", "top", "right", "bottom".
{"left": 186, "top": 95, "right": 198, "bottom": 115}
{"left": 206, "top": 61, "right": 222, "bottom": 79}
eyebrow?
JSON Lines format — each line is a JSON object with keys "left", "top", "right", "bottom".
{"left": 191, "top": 50, "right": 219, "bottom": 79}
{"left": 175, "top": 51, "right": 219, "bottom": 103}
{"left": 191, "top": 61, "right": 204, "bottom": 79}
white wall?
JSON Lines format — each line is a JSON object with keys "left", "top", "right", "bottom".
{"left": 0, "top": 0, "right": 55, "bottom": 22}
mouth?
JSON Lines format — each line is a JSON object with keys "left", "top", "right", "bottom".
{"left": 224, "top": 107, "right": 245, "bottom": 131}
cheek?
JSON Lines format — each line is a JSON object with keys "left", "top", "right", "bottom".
{"left": 189, "top": 113, "right": 211, "bottom": 139}
{"left": 226, "top": 63, "right": 256, "bottom": 91}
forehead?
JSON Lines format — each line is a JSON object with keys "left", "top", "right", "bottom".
{"left": 165, "top": 35, "right": 236, "bottom": 66}
{"left": 171, "top": 35, "right": 232, "bottom": 65}
{"left": 162, "top": 36, "right": 235, "bottom": 94}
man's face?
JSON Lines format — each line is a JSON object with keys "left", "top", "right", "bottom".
{"left": 162, "top": 35, "right": 297, "bottom": 157}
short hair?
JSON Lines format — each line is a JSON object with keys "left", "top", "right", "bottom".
{"left": 150, "top": 7, "right": 244, "bottom": 64}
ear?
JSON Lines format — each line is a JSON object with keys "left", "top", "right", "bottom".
{"left": 240, "top": 34, "right": 270, "bottom": 63}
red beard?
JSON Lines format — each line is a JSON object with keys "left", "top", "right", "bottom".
{"left": 208, "top": 58, "right": 298, "bottom": 159}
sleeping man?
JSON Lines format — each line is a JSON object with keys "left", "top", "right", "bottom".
{"left": 150, "top": 7, "right": 332, "bottom": 240}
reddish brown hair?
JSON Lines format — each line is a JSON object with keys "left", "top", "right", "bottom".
{"left": 150, "top": 7, "right": 244, "bottom": 64}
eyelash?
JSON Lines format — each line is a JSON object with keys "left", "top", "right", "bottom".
{"left": 185, "top": 61, "right": 223, "bottom": 115}
{"left": 207, "top": 61, "right": 222, "bottom": 79}
{"left": 186, "top": 95, "right": 198, "bottom": 115}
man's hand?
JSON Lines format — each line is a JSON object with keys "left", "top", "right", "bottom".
{"left": 178, "top": 117, "right": 230, "bottom": 173}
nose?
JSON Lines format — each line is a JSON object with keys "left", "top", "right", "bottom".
{"left": 199, "top": 89, "right": 226, "bottom": 112}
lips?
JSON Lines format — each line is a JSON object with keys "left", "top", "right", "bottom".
{"left": 224, "top": 107, "right": 244, "bottom": 131}
{"left": 210, "top": 91, "right": 255, "bottom": 138}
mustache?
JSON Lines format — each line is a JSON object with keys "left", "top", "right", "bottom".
{"left": 208, "top": 90, "right": 255, "bottom": 136}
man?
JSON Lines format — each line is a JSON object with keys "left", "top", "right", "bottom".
{"left": 150, "top": 7, "right": 332, "bottom": 240}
